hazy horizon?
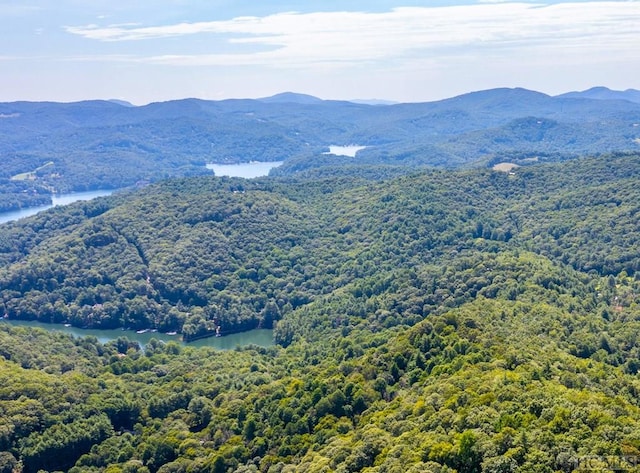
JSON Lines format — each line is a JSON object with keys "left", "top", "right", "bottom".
{"left": 2, "top": 85, "right": 637, "bottom": 107}
{"left": 1, "top": 1, "right": 639, "bottom": 104}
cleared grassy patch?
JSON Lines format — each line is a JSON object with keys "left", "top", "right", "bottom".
{"left": 10, "top": 161, "right": 54, "bottom": 181}
{"left": 492, "top": 162, "right": 520, "bottom": 172}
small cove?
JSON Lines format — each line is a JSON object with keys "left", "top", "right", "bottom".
{"left": 206, "top": 161, "right": 283, "bottom": 178}
{"left": 323, "top": 145, "right": 367, "bottom": 157}
{"left": 1, "top": 319, "right": 274, "bottom": 350}
{"left": 0, "top": 189, "right": 116, "bottom": 225}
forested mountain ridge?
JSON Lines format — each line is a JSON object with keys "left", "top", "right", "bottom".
{"left": 2, "top": 87, "right": 640, "bottom": 211}
{"left": 2, "top": 155, "right": 640, "bottom": 472}
{"left": 1, "top": 154, "right": 639, "bottom": 340}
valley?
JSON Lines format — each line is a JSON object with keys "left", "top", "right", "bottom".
{"left": 1, "top": 90, "right": 640, "bottom": 473}
{"left": 4, "top": 0, "right": 640, "bottom": 468}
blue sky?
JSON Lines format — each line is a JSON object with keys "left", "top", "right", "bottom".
{"left": 1, "top": 0, "right": 639, "bottom": 104}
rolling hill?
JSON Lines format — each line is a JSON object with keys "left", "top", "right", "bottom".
{"left": 1, "top": 153, "right": 639, "bottom": 338}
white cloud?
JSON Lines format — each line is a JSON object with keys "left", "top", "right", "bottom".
{"left": 63, "top": 2, "right": 640, "bottom": 69}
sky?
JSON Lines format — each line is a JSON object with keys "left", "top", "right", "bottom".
{"left": 1, "top": 0, "right": 639, "bottom": 104}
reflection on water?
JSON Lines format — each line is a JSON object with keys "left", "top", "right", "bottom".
{"left": 324, "top": 145, "right": 367, "bottom": 157}
{"left": 1, "top": 319, "right": 274, "bottom": 350}
{"left": 0, "top": 189, "right": 115, "bottom": 225}
{"left": 206, "top": 161, "right": 283, "bottom": 178}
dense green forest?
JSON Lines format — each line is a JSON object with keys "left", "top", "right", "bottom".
{"left": 1, "top": 154, "right": 640, "bottom": 471}
{"left": 1, "top": 154, "right": 639, "bottom": 339}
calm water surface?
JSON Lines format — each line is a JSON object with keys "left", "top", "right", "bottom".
{"left": 206, "top": 161, "right": 283, "bottom": 178}
{"left": 324, "top": 145, "right": 367, "bottom": 157}
{"left": 0, "top": 189, "right": 115, "bottom": 224}
{"left": 1, "top": 319, "right": 274, "bottom": 350}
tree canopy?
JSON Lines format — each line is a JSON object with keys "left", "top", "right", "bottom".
{"left": 2, "top": 153, "right": 640, "bottom": 471}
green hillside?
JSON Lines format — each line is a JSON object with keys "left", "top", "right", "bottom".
{"left": 1, "top": 154, "right": 640, "bottom": 472}
{"left": 1, "top": 154, "right": 639, "bottom": 338}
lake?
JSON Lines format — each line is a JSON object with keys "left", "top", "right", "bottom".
{"left": 324, "top": 145, "right": 367, "bottom": 157}
{"left": 206, "top": 161, "right": 283, "bottom": 178}
{"left": 0, "top": 189, "right": 116, "bottom": 225}
{"left": 1, "top": 319, "right": 274, "bottom": 350}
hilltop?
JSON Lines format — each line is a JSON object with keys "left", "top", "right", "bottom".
{"left": 257, "top": 92, "right": 324, "bottom": 104}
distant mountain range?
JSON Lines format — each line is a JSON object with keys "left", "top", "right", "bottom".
{"left": 1, "top": 86, "right": 639, "bottom": 212}
{"left": 252, "top": 87, "right": 640, "bottom": 106}
{"left": 254, "top": 87, "right": 640, "bottom": 106}
{"left": 556, "top": 86, "right": 640, "bottom": 104}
